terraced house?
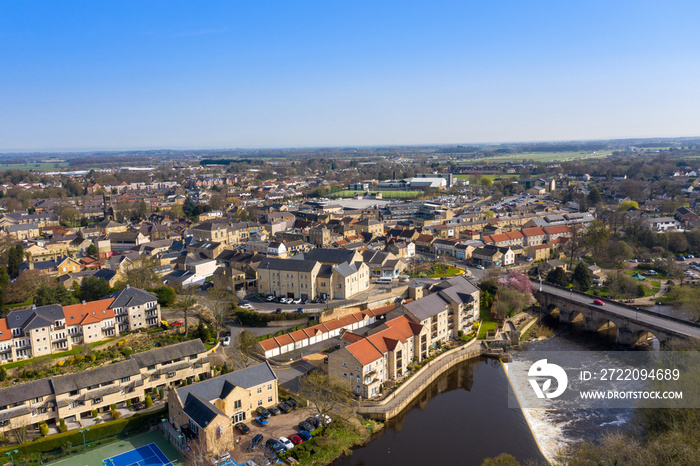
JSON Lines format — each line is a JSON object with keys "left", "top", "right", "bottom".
{"left": 167, "top": 362, "right": 277, "bottom": 456}
{"left": 0, "top": 340, "right": 209, "bottom": 435}
{"left": 0, "top": 287, "right": 160, "bottom": 365}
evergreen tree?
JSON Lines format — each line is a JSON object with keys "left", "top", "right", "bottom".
{"left": 546, "top": 267, "right": 569, "bottom": 287}
{"left": 572, "top": 263, "right": 593, "bottom": 292}
{"left": 86, "top": 244, "right": 98, "bottom": 256}
{"left": 8, "top": 244, "right": 25, "bottom": 278}
{"left": 80, "top": 276, "right": 111, "bottom": 302}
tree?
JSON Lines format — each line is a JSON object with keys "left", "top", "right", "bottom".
{"left": 183, "top": 196, "right": 198, "bottom": 218}
{"left": 479, "top": 177, "right": 493, "bottom": 188}
{"left": 116, "top": 256, "right": 159, "bottom": 289}
{"left": 154, "top": 285, "right": 177, "bottom": 307}
{"left": 34, "top": 283, "right": 79, "bottom": 306}
{"left": 80, "top": 276, "right": 111, "bottom": 302}
{"left": 174, "top": 290, "right": 197, "bottom": 338}
{"left": 10, "top": 418, "right": 28, "bottom": 444}
{"left": 204, "top": 285, "right": 234, "bottom": 339}
{"left": 86, "top": 243, "right": 98, "bottom": 256}
{"left": 0, "top": 266, "right": 9, "bottom": 307}
{"left": 7, "top": 244, "right": 25, "bottom": 278}
{"left": 587, "top": 187, "right": 602, "bottom": 205}
{"left": 546, "top": 267, "right": 569, "bottom": 287}
{"left": 481, "top": 453, "right": 521, "bottom": 466}
{"left": 6, "top": 270, "right": 53, "bottom": 304}
{"left": 298, "top": 370, "right": 356, "bottom": 421}
{"left": 59, "top": 206, "right": 81, "bottom": 227}
{"left": 571, "top": 263, "right": 593, "bottom": 292}
{"left": 0, "top": 366, "right": 7, "bottom": 381}
{"left": 584, "top": 220, "right": 609, "bottom": 254}
{"left": 619, "top": 200, "right": 639, "bottom": 211}
{"left": 145, "top": 394, "right": 153, "bottom": 408}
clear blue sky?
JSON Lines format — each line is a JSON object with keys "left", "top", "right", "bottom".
{"left": 1, "top": 1, "right": 699, "bottom": 152}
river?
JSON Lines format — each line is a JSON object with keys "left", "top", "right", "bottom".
{"left": 334, "top": 321, "right": 646, "bottom": 466}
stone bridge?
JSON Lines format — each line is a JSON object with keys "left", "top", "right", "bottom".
{"left": 533, "top": 282, "right": 700, "bottom": 346}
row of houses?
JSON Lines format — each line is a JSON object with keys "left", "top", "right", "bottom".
{"left": 0, "top": 340, "right": 209, "bottom": 434}
{"left": 0, "top": 287, "right": 160, "bottom": 364}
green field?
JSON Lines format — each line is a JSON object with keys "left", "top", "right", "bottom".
{"left": 0, "top": 162, "right": 69, "bottom": 171}
{"left": 459, "top": 150, "right": 614, "bottom": 163}
{"left": 330, "top": 190, "right": 420, "bottom": 199}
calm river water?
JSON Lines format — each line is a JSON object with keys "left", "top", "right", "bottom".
{"left": 334, "top": 320, "right": 649, "bottom": 466}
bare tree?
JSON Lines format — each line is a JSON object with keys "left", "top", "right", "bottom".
{"left": 10, "top": 418, "right": 28, "bottom": 444}
{"left": 204, "top": 285, "right": 234, "bottom": 338}
{"left": 185, "top": 436, "right": 210, "bottom": 466}
{"left": 174, "top": 289, "right": 198, "bottom": 338}
{"left": 298, "top": 370, "right": 356, "bottom": 421}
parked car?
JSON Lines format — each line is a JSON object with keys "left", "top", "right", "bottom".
{"left": 593, "top": 299, "right": 605, "bottom": 305}
{"left": 170, "top": 320, "right": 184, "bottom": 326}
{"left": 225, "top": 329, "right": 231, "bottom": 337}
{"left": 297, "top": 430, "right": 313, "bottom": 441}
{"left": 266, "top": 295, "right": 276, "bottom": 302}
{"left": 257, "top": 407, "right": 271, "bottom": 418}
{"left": 298, "top": 421, "right": 314, "bottom": 432}
{"left": 286, "top": 399, "right": 298, "bottom": 410}
{"left": 223, "top": 336, "right": 231, "bottom": 346}
{"left": 289, "top": 434, "right": 303, "bottom": 445}
{"left": 292, "top": 297, "right": 302, "bottom": 304}
{"left": 315, "top": 414, "right": 332, "bottom": 425}
{"left": 274, "top": 308, "right": 282, "bottom": 314}
{"left": 266, "top": 439, "right": 285, "bottom": 455}
{"left": 239, "top": 303, "right": 254, "bottom": 310}
{"left": 278, "top": 436, "right": 294, "bottom": 451}
{"left": 646, "top": 270, "right": 658, "bottom": 276}
{"left": 306, "top": 417, "right": 322, "bottom": 429}
{"left": 235, "top": 422, "right": 250, "bottom": 434}
{"left": 240, "top": 299, "right": 250, "bottom": 305}
{"left": 296, "top": 308, "right": 304, "bottom": 313}
{"left": 278, "top": 402, "right": 291, "bottom": 414}
{"left": 131, "top": 402, "right": 145, "bottom": 411}
{"left": 300, "top": 297, "right": 310, "bottom": 304}
{"left": 250, "top": 433, "right": 264, "bottom": 450}
{"left": 475, "top": 264, "right": 484, "bottom": 270}
{"left": 254, "top": 416, "right": 268, "bottom": 426}
{"left": 269, "top": 406, "right": 281, "bottom": 416}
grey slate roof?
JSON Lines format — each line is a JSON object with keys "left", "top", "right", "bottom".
{"left": 102, "top": 286, "right": 157, "bottom": 309}
{"left": 404, "top": 293, "right": 448, "bottom": 321}
{"left": 303, "top": 248, "right": 357, "bottom": 265}
{"left": 130, "top": 339, "right": 206, "bottom": 369}
{"left": 0, "top": 379, "right": 53, "bottom": 407}
{"left": 258, "top": 257, "right": 318, "bottom": 273}
{"left": 6, "top": 304, "right": 64, "bottom": 330}
{"left": 51, "top": 360, "right": 140, "bottom": 394}
{"left": 333, "top": 261, "right": 358, "bottom": 278}
{"left": 183, "top": 393, "right": 225, "bottom": 429}
{"left": 176, "top": 362, "right": 276, "bottom": 404}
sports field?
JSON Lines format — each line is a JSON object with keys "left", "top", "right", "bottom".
{"left": 473, "top": 150, "right": 614, "bottom": 162}
{"left": 50, "top": 430, "right": 184, "bottom": 466}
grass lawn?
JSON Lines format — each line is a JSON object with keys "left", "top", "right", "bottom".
{"left": 427, "top": 265, "right": 464, "bottom": 278}
{"left": 1, "top": 297, "right": 33, "bottom": 311}
{"left": 283, "top": 421, "right": 377, "bottom": 466}
{"left": 478, "top": 314, "right": 498, "bottom": 339}
{"left": 204, "top": 342, "right": 216, "bottom": 351}
{"left": 2, "top": 338, "right": 116, "bottom": 370}
{"left": 330, "top": 190, "right": 420, "bottom": 199}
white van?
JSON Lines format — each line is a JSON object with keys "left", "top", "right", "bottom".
{"left": 375, "top": 277, "right": 393, "bottom": 285}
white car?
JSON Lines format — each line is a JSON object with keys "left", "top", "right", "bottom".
{"left": 239, "top": 303, "right": 254, "bottom": 310}
{"left": 278, "top": 436, "right": 294, "bottom": 451}
{"left": 223, "top": 336, "right": 231, "bottom": 346}
{"left": 292, "top": 297, "right": 302, "bottom": 304}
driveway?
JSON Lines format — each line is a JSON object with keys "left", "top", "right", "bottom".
{"left": 272, "top": 360, "right": 316, "bottom": 392}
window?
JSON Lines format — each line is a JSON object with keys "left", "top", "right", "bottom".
{"left": 147, "top": 365, "right": 156, "bottom": 371}
{"left": 257, "top": 387, "right": 262, "bottom": 394}
{"left": 120, "top": 376, "right": 130, "bottom": 383}
{"left": 342, "top": 362, "right": 347, "bottom": 368}
{"left": 343, "top": 373, "right": 347, "bottom": 378}
{"left": 234, "top": 400, "right": 241, "bottom": 409}
{"left": 257, "top": 400, "right": 263, "bottom": 407}
{"left": 93, "top": 397, "right": 103, "bottom": 404}
{"left": 167, "top": 371, "right": 176, "bottom": 378}
{"left": 268, "top": 396, "right": 273, "bottom": 403}
{"left": 30, "top": 396, "right": 43, "bottom": 403}
{"left": 267, "top": 383, "right": 272, "bottom": 391}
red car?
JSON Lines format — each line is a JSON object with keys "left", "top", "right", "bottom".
{"left": 289, "top": 434, "right": 303, "bottom": 445}
{"left": 592, "top": 299, "right": 604, "bottom": 305}
{"left": 170, "top": 320, "right": 184, "bottom": 326}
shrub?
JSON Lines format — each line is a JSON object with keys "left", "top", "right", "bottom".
{"left": 111, "top": 410, "right": 121, "bottom": 420}
{"left": 91, "top": 409, "right": 98, "bottom": 418}
{"left": 122, "top": 347, "right": 133, "bottom": 357}
{"left": 58, "top": 419, "right": 67, "bottom": 434}
{"left": 126, "top": 399, "right": 132, "bottom": 409}
{"left": 110, "top": 403, "right": 117, "bottom": 412}
{"left": 39, "top": 423, "right": 49, "bottom": 436}
{"left": 145, "top": 395, "right": 153, "bottom": 408}
{"left": 158, "top": 389, "right": 164, "bottom": 401}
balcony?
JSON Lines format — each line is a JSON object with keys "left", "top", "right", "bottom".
{"left": 53, "top": 324, "right": 66, "bottom": 330}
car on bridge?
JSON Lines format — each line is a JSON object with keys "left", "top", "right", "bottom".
{"left": 592, "top": 299, "right": 604, "bottom": 305}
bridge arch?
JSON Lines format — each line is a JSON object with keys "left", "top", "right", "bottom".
{"left": 590, "top": 317, "right": 618, "bottom": 341}
{"left": 629, "top": 329, "right": 661, "bottom": 349}
{"left": 568, "top": 310, "right": 586, "bottom": 327}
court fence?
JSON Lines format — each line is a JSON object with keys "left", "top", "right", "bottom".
{"left": 0, "top": 408, "right": 166, "bottom": 465}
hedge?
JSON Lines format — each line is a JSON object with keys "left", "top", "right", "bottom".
{"left": 0, "top": 408, "right": 166, "bottom": 459}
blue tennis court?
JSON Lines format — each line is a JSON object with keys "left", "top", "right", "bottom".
{"left": 103, "top": 442, "right": 173, "bottom": 466}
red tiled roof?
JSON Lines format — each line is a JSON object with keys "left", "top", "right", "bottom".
{"left": 259, "top": 339, "right": 280, "bottom": 351}
{"left": 346, "top": 339, "right": 384, "bottom": 365}
{"left": 522, "top": 227, "right": 546, "bottom": 237}
{"left": 63, "top": 298, "right": 115, "bottom": 325}
{"left": 0, "top": 319, "right": 11, "bottom": 341}
{"left": 544, "top": 225, "right": 571, "bottom": 234}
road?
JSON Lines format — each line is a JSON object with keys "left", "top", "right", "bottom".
{"left": 536, "top": 282, "right": 700, "bottom": 339}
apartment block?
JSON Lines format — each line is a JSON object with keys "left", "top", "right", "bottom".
{"left": 0, "top": 340, "right": 209, "bottom": 433}
{"left": 167, "top": 362, "right": 277, "bottom": 456}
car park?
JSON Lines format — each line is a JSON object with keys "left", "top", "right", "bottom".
{"left": 278, "top": 437, "right": 294, "bottom": 451}
{"left": 235, "top": 422, "right": 250, "bottom": 434}
{"left": 257, "top": 407, "right": 271, "bottom": 418}
{"left": 269, "top": 406, "right": 281, "bottom": 416}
